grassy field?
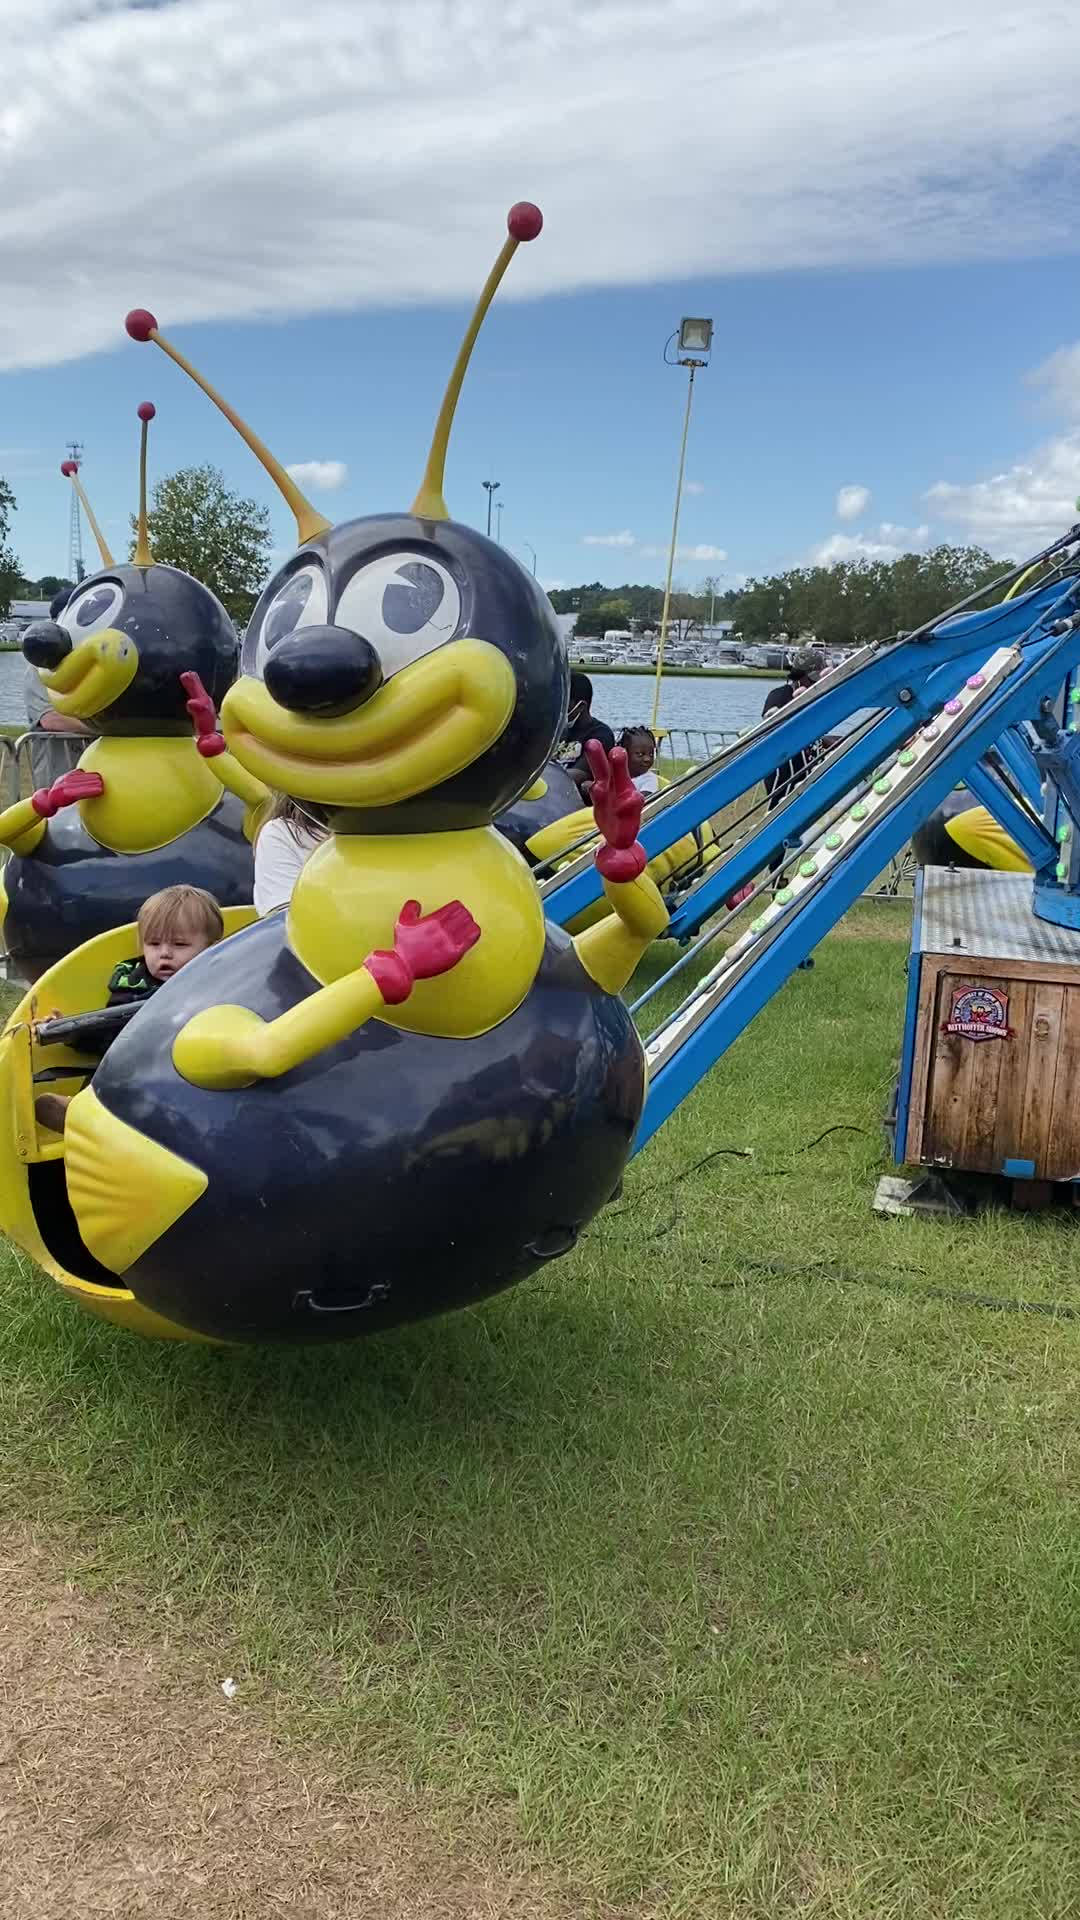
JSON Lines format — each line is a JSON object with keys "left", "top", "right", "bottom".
{"left": 2, "top": 901, "right": 1080, "bottom": 1917}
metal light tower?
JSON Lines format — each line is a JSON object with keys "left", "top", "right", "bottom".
{"left": 482, "top": 478, "right": 500, "bottom": 537}
{"left": 495, "top": 499, "right": 505, "bottom": 544}
{"left": 651, "top": 318, "right": 713, "bottom": 730}
{"left": 66, "top": 441, "right": 85, "bottom": 582}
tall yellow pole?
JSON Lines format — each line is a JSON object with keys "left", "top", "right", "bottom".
{"left": 650, "top": 363, "right": 697, "bottom": 732}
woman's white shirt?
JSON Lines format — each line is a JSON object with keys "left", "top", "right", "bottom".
{"left": 253, "top": 817, "right": 323, "bottom": 915}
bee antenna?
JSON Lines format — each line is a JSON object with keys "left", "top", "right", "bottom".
{"left": 411, "top": 203, "right": 543, "bottom": 523}
{"left": 124, "top": 310, "right": 332, "bottom": 545}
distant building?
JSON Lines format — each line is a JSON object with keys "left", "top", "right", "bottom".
{"left": 10, "top": 599, "right": 49, "bottom": 623}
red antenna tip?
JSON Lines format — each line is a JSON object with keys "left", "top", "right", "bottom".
{"left": 60, "top": 460, "right": 79, "bottom": 476}
{"left": 125, "top": 308, "right": 158, "bottom": 342}
{"left": 137, "top": 401, "right": 156, "bottom": 421}
{"left": 508, "top": 202, "right": 543, "bottom": 242}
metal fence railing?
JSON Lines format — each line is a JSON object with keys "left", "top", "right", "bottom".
{"left": 657, "top": 728, "right": 740, "bottom": 772}
{"left": 13, "top": 729, "right": 86, "bottom": 793}
{"left": 0, "top": 737, "right": 17, "bottom": 814}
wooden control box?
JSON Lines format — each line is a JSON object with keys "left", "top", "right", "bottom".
{"left": 897, "top": 868, "right": 1080, "bottom": 1185}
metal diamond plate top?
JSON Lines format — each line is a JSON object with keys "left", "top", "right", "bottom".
{"left": 917, "top": 867, "right": 1080, "bottom": 963}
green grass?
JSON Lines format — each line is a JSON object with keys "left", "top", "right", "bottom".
{"left": 3, "top": 902, "right": 1080, "bottom": 1917}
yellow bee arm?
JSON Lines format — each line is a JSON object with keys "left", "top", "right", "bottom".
{"left": 525, "top": 805, "right": 597, "bottom": 865}
{"left": 572, "top": 870, "right": 668, "bottom": 994}
{"left": 0, "top": 796, "right": 47, "bottom": 857}
{"left": 204, "top": 749, "right": 269, "bottom": 841}
{"left": 172, "top": 967, "right": 388, "bottom": 1091}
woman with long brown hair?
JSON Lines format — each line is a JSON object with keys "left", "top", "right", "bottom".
{"left": 252, "top": 792, "right": 329, "bottom": 915}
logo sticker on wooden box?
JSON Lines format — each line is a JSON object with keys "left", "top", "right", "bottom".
{"left": 943, "top": 986, "right": 1011, "bottom": 1041}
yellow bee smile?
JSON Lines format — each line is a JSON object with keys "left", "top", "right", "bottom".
{"left": 40, "top": 630, "right": 139, "bottom": 720}
{"left": 221, "top": 637, "right": 516, "bottom": 807}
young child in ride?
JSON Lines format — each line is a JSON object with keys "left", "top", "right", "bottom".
{"left": 34, "top": 884, "right": 224, "bottom": 1135}
{"left": 619, "top": 726, "right": 661, "bottom": 796}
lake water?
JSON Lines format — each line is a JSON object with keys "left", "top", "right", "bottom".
{"left": 0, "top": 650, "right": 784, "bottom": 737}
{"left": 0, "top": 652, "right": 31, "bottom": 726}
{"left": 584, "top": 672, "right": 783, "bottom": 740}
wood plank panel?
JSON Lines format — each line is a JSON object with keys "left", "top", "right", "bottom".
{"left": 992, "top": 979, "right": 1034, "bottom": 1174}
{"left": 923, "top": 972, "right": 979, "bottom": 1168}
{"left": 960, "top": 993, "right": 1008, "bottom": 1172}
{"left": 905, "top": 957, "right": 942, "bottom": 1164}
{"left": 1047, "top": 988, "right": 1080, "bottom": 1180}
{"left": 1019, "top": 983, "right": 1065, "bottom": 1179}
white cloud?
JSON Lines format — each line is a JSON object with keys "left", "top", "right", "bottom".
{"left": 583, "top": 530, "right": 636, "bottom": 548}
{"left": 1026, "top": 344, "right": 1080, "bottom": 422}
{"left": 684, "top": 481, "right": 706, "bottom": 496}
{"left": 812, "top": 523, "right": 930, "bottom": 564}
{"left": 0, "top": 3, "right": 1078, "bottom": 370}
{"left": 285, "top": 459, "right": 348, "bottom": 491}
{"left": 835, "top": 484, "right": 870, "bottom": 521}
{"left": 641, "top": 542, "right": 727, "bottom": 562}
{"left": 925, "top": 435, "right": 1080, "bottom": 554}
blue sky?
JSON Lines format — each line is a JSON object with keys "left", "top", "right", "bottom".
{"left": 3, "top": 1, "right": 1079, "bottom": 593}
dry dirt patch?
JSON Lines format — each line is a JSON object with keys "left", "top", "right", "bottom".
{"left": 0, "top": 1530, "right": 597, "bottom": 1920}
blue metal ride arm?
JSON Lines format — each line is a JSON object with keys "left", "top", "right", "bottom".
{"left": 662, "top": 645, "right": 1064, "bottom": 946}
{"left": 1031, "top": 701, "right": 1080, "bottom": 824}
{"left": 662, "top": 708, "right": 911, "bottom": 942}
{"left": 633, "top": 609, "right": 1080, "bottom": 1155}
{"left": 993, "top": 724, "right": 1045, "bottom": 811}
{"left": 542, "top": 558, "right": 1080, "bottom": 929}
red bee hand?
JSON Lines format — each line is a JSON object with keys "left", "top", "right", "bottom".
{"left": 180, "top": 670, "right": 226, "bottom": 758}
{"left": 585, "top": 740, "right": 647, "bottom": 882}
{"left": 366, "top": 899, "right": 481, "bottom": 1005}
{"left": 31, "top": 769, "right": 105, "bottom": 818}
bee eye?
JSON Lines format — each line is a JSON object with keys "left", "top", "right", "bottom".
{"left": 59, "top": 581, "right": 124, "bottom": 636}
{"left": 247, "top": 564, "right": 329, "bottom": 676}
{"left": 333, "top": 554, "right": 461, "bottom": 678}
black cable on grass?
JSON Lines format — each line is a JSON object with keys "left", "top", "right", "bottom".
{"left": 792, "top": 1124, "right": 872, "bottom": 1155}
{"left": 668, "top": 1125, "right": 872, "bottom": 1188}
{"left": 737, "top": 1255, "right": 1080, "bottom": 1323}
{"left": 602, "top": 1125, "right": 1080, "bottom": 1320}
{"left": 674, "top": 1146, "right": 755, "bottom": 1183}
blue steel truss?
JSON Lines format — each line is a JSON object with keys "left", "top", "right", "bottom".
{"left": 540, "top": 529, "right": 1080, "bottom": 1153}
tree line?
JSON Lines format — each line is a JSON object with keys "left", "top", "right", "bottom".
{"left": 550, "top": 547, "right": 1014, "bottom": 647}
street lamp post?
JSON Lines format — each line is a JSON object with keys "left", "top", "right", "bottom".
{"left": 522, "top": 540, "right": 537, "bottom": 576}
{"left": 651, "top": 316, "right": 713, "bottom": 731}
{"left": 495, "top": 499, "right": 505, "bottom": 544}
{"left": 482, "top": 478, "right": 500, "bottom": 537}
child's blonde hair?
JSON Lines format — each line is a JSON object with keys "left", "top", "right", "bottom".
{"left": 138, "top": 885, "right": 224, "bottom": 948}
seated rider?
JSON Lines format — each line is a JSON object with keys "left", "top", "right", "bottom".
{"left": 558, "top": 673, "right": 616, "bottom": 796}
{"left": 34, "top": 884, "right": 224, "bottom": 1135}
{"left": 618, "top": 725, "right": 661, "bottom": 796}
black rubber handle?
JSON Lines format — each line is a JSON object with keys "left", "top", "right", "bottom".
{"left": 292, "top": 1282, "right": 392, "bottom": 1316}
